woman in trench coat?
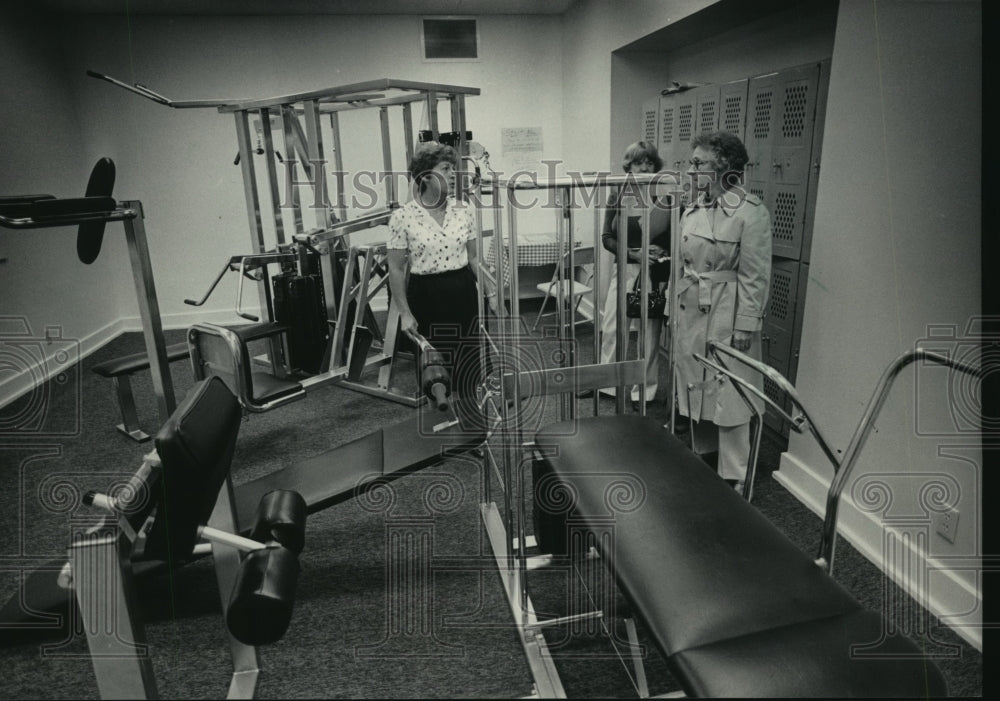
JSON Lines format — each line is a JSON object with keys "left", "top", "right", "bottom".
{"left": 673, "top": 131, "right": 772, "bottom": 488}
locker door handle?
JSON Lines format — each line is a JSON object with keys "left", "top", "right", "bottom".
{"left": 812, "top": 160, "right": 821, "bottom": 173}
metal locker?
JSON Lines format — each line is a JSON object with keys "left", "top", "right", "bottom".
{"left": 744, "top": 72, "right": 779, "bottom": 221}
{"left": 694, "top": 84, "right": 721, "bottom": 135}
{"left": 763, "top": 373, "right": 788, "bottom": 434}
{"left": 641, "top": 60, "right": 830, "bottom": 439}
{"left": 658, "top": 93, "right": 677, "bottom": 175}
{"left": 770, "top": 63, "right": 820, "bottom": 259}
{"left": 762, "top": 258, "right": 799, "bottom": 436}
{"left": 641, "top": 96, "right": 660, "bottom": 148}
{"left": 672, "top": 89, "right": 698, "bottom": 173}
{"left": 802, "top": 60, "right": 831, "bottom": 265}
{"left": 720, "top": 78, "right": 749, "bottom": 139}
{"left": 763, "top": 258, "right": 799, "bottom": 375}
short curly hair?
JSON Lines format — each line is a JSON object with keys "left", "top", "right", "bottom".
{"left": 691, "top": 131, "right": 749, "bottom": 174}
{"left": 408, "top": 142, "right": 458, "bottom": 192}
{"left": 621, "top": 141, "right": 663, "bottom": 173}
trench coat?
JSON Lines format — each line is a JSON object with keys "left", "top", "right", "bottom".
{"left": 673, "top": 192, "right": 772, "bottom": 426}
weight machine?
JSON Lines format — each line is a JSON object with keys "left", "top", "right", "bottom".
{"left": 473, "top": 171, "right": 680, "bottom": 697}
{"left": 88, "top": 72, "right": 483, "bottom": 407}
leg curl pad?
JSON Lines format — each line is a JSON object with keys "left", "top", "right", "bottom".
{"left": 250, "top": 490, "right": 307, "bottom": 555}
{"left": 227, "top": 545, "right": 301, "bottom": 646}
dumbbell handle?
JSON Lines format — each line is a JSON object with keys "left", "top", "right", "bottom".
{"left": 412, "top": 332, "right": 435, "bottom": 355}
{"left": 197, "top": 525, "right": 267, "bottom": 553}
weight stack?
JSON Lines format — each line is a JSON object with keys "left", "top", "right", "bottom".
{"left": 272, "top": 271, "right": 328, "bottom": 374}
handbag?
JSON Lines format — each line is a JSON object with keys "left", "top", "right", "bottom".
{"left": 626, "top": 275, "right": 666, "bottom": 318}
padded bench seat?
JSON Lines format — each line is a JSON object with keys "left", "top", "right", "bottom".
{"left": 91, "top": 341, "right": 191, "bottom": 442}
{"left": 91, "top": 341, "right": 190, "bottom": 378}
{"left": 534, "top": 414, "right": 947, "bottom": 698}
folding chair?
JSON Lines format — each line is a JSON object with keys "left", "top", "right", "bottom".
{"left": 531, "top": 246, "right": 596, "bottom": 331}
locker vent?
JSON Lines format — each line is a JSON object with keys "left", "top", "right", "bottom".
{"left": 644, "top": 110, "right": 657, "bottom": 143}
{"left": 678, "top": 104, "right": 693, "bottom": 143}
{"left": 782, "top": 83, "right": 809, "bottom": 138}
{"left": 723, "top": 95, "right": 743, "bottom": 133}
{"left": 661, "top": 107, "right": 674, "bottom": 145}
{"left": 773, "top": 191, "right": 797, "bottom": 243}
{"left": 749, "top": 185, "right": 765, "bottom": 201}
{"left": 769, "top": 270, "right": 792, "bottom": 320}
{"left": 752, "top": 90, "right": 773, "bottom": 140}
{"left": 764, "top": 374, "right": 785, "bottom": 407}
{"left": 699, "top": 100, "right": 717, "bottom": 134}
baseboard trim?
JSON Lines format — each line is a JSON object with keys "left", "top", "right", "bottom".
{"left": 774, "top": 452, "right": 982, "bottom": 651}
{"left": 1, "top": 307, "right": 269, "bottom": 410}
{"left": 1, "top": 301, "right": 397, "bottom": 411}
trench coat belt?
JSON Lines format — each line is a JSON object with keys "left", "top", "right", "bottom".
{"left": 677, "top": 267, "right": 738, "bottom": 309}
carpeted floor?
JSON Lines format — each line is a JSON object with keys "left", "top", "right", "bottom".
{"left": 0, "top": 302, "right": 983, "bottom": 698}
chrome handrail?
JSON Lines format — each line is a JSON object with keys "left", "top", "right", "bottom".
{"left": 704, "top": 341, "right": 982, "bottom": 575}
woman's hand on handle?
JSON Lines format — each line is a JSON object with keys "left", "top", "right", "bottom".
{"left": 400, "top": 311, "right": 420, "bottom": 344}
{"left": 485, "top": 290, "right": 500, "bottom": 315}
{"left": 731, "top": 330, "right": 753, "bottom": 352}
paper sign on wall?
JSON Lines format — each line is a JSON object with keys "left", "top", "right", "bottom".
{"left": 501, "top": 127, "right": 543, "bottom": 154}
{"left": 502, "top": 127, "right": 543, "bottom": 173}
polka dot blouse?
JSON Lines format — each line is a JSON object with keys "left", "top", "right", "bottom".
{"left": 387, "top": 198, "right": 476, "bottom": 275}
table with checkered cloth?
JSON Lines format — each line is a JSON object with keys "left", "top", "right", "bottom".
{"left": 483, "top": 232, "right": 588, "bottom": 286}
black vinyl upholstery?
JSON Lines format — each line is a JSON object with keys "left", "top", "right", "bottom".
{"left": 534, "top": 414, "right": 948, "bottom": 698}
{"left": 143, "top": 377, "right": 243, "bottom": 563}
{"left": 91, "top": 342, "right": 190, "bottom": 378}
{"left": 234, "top": 410, "right": 483, "bottom": 525}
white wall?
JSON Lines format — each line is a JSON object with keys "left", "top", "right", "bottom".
{"left": 560, "top": 0, "right": 717, "bottom": 173}
{"left": 773, "top": 0, "right": 982, "bottom": 648}
{"left": 0, "top": 12, "right": 128, "bottom": 404}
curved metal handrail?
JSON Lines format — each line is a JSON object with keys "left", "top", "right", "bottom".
{"left": 816, "top": 348, "right": 981, "bottom": 572}
{"left": 707, "top": 342, "right": 842, "bottom": 470}
{"left": 704, "top": 341, "right": 982, "bottom": 574}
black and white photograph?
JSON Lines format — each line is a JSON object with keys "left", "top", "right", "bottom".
{"left": 0, "top": 0, "right": 987, "bottom": 697}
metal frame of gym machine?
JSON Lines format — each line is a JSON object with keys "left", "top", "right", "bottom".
{"left": 88, "top": 72, "right": 481, "bottom": 405}
{"left": 475, "top": 171, "right": 683, "bottom": 698}
{"left": 0, "top": 199, "right": 177, "bottom": 426}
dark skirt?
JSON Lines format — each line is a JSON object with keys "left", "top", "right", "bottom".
{"left": 407, "top": 266, "right": 483, "bottom": 426}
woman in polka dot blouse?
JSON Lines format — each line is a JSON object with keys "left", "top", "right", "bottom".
{"left": 386, "top": 142, "right": 497, "bottom": 428}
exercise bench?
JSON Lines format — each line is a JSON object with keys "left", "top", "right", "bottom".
{"left": 71, "top": 376, "right": 306, "bottom": 699}
{"left": 91, "top": 341, "right": 191, "bottom": 441}
{"left": 526, "top": 345, "right": 979, "bottom": 696}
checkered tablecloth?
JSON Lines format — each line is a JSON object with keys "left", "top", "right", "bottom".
{"left": 484, "top": 233, "right": 588, "bottom": 284}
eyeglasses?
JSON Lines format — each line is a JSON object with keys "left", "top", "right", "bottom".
{"left": 688, "top": 158, "right": 715, "bottom": 169}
